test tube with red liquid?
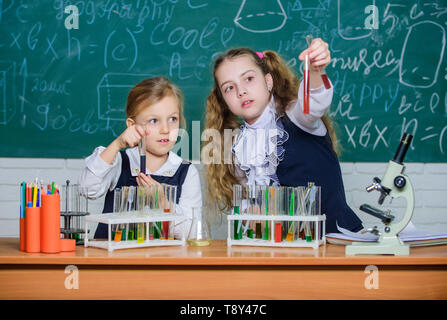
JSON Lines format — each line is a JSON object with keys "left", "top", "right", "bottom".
{"left": 303, "top": 54, "right": 310, "bottom": 114}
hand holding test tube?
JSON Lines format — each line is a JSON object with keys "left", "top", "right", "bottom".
{"left": 305, "top": 35, "right": 331, "bottom": 90}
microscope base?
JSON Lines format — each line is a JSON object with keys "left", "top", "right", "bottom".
{"left": 345, "top": 235, "right": 409, "bottom": 256}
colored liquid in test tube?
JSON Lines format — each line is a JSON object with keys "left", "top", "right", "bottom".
{"left": 286, "top": 188, "right": 295, "bottom": 242}
{"left": 139, "top": 133, "right": 146, "bottom": 175}
{"left": 137, "top": 186, "right": 145, "bottom": 243}
{"left": 255, "top": 186, "right": 263, "bottom": 239}
{"left": 303, "top": 54, "right": 310, "bottom": 114}
{"left": 232, "top": 185, "right": 242, "bottom": 240}
{"left": 320, "top": 69, "right": 331, "bottom": 90}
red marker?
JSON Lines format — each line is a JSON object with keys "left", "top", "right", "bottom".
{"left": 303, "top": 54, "right": 310, "bottom": 114}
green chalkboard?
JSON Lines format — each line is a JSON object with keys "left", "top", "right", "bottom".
{"left": 0, "top": 0, "right": 446, "bottom": 162}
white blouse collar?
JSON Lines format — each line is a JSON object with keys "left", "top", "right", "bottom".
{"left": 244, "top": 97, "right": 276, "bottom": 129}
{"left": 232, "top": 97, "right": 288, "bottom": 186}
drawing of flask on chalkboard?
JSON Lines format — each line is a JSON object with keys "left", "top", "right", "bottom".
{"left": 234, "top": 0, "right": 287, "bottom": 33}
{"left": 400, "top": 21, "right": 445, "bottom": 89}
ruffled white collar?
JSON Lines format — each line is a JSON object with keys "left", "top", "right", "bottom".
{"left": 232, "top": 98, "right": 288, "bottom": 186}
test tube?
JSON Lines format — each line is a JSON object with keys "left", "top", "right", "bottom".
{"left": 145, "top": 185, "right": 154, "bottom": 240}
{"left": 232, "top": 184, "right": 242, "bottom": 240}
{"left": 136, "top": 186, "right": 145, "bottom": 243}
{"left": 296, "top": 186, "right": 306, "bottom": 240}
{"left": 160, "top": 184, "right": 175, "bottom": 239}
{"left": 113, "top": 188, "right": 121, "bottom": 213}
{"left": 129, "top": 186, "right": 137, "bottom": 240}
{"left": 246, "top": 185, "right": 257, "bottom": 238}
{"left": 308, "top": 184, "right": 321, "bottom": 241}
{"left": 139, "top": 125, "right": 147, "bottom": 175}
{"left": 168, "top": 185, "right": 177, "bottom": 240}
{"left": 304, "top": 184, "right": 313, "bottom": 242}
{"left": 303, "top": 54, "right": 310, "bottom": 114}
{"left": 152, "top": 185, "right": 162, "bottom": 239}
{"left": 260, "top": 186, "right": 268, "bottom": 240}
{"left": 112, "top": 188, "right": 121, "bottom": 241}
{"left": 285, "top": 187, "right": 296, "bottom": 241}
{"left": 119, "top": 186, "right": 129, "bottom": 240}
{"left": 255, "top": 186, "right": 263, "bottom": 239}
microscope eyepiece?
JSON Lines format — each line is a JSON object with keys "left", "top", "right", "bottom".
{"left": 392, "top": 133, "right": 413, "bottom": 164}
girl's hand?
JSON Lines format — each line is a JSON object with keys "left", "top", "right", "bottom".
{"left": 116, "top": 124, "right": 150, "bottom": 149}
{"left": 298, "top": 38, "right": 331, "bottom": 71}
{"left": 136, "top": 173, "right": 160, "bottom": 187}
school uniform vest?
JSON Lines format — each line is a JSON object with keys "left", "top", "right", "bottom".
{"left": 276, "top": 116, "right": 363, "bottom": 233}
{"left": 94, "top": 150, "right": 191, "bottom": 239}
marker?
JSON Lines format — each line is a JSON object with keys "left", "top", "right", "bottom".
{"left": 26, "top": 183, "right": 31, "bottom": 206}
{"left": 36, "top": 188, "right": 40, "bottom": 207}
{"left": 21, "top": 182, "right": 26, "bottom": 218}
{"left": 51, "top": 181, "right": 55, "bottom": 195}
{"left": 33, "top": 186, "right": 38, "bottom": 207}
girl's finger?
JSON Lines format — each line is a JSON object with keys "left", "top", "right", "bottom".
{"left": 139, "top": 173, "right": 160, "bottom": 186}
{"left": 311, "top": 55, "right": 331, "bottom": 68}
{"left": 134, "top": 124, "right": 146, "bottom": 137}
{"left": 136, "top": 176, "right": 144, "bottom": 187}
{"left": 309, "top": 45, "right": 328, "bottom": 60}
{"left": 310, "top": 38, "right": 328, "bottom": 51}
{"left": 311, "top": 51, "right": 330, "bottom": 64}
{"left": 298, "top": 48, "right": 311, "bottom": 61}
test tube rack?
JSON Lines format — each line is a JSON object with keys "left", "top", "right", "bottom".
{"left": 84, "top": 209, "right": 186, "bottom": 252}
{"left": 228, "top": 184, "right": 326, "bottom": 249}
{"left": 227, "top": 214, "right": 326, "bottom": 249}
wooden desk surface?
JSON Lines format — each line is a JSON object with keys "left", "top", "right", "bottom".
{"left": 1, "top": 238, "right": 447, "bottom": 300}
{"left": 1, "top": 238, "right": 447, "bottom": 266}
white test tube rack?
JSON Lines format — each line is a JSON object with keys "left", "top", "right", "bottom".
{"left": 84, "top": 210, "right": 185, "bottom": 252}
{"left": 227, "top": 214, "right": 326, "bottom": 249}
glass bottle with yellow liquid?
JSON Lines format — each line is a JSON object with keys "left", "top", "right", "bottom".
{"left": 187, "top": 207, "right": 211, "bottom": 246}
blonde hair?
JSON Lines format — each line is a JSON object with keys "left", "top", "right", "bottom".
{"left": 126, "top": 76, "right": 186, "bottom": 129}
{"left": 204, "top": 48, "right": 340, "bottom": 212}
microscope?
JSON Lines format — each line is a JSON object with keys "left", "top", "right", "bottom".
{"left": 346, "top": 133, "right": 414, "bottom": 256}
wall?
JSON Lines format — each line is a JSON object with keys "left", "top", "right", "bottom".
{"left": 0, "top": 157, "right": 446, "bottom": 239}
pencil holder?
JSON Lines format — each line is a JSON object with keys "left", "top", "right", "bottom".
{"left": 41, "top": 193, "right": 61, "bottom": 253}
{"left": 20, "top": 217, "right": 26, "bottom": 251}
{"left": 60, "top": 238, "right": 76, "bottom": 252}
{"left": 25, "top": 207, "right": 40, "bottom": 253}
